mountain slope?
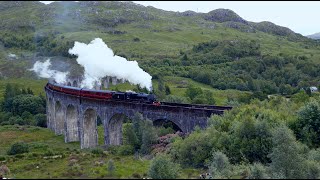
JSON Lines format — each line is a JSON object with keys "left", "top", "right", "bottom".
{"left": 307, "top": 32, "right": 320, "bottom": 39}
{"left": 0, "top": 1, "right": 319, "bottom": 95}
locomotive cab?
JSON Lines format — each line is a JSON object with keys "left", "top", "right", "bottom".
{"left": 112, "top": 92, "right": 125, "bottom": 100}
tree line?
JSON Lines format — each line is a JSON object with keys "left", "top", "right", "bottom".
{"left": 0, "top": 83, "right": 47, "bottom": 127}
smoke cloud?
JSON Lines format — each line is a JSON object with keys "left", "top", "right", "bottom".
{"left": 68, "top": 38, "right": 152, "bottom": 91}
{"left": 29, "top": 59, "right": 69, "bottom": 84}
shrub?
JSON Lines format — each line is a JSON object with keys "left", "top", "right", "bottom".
{"left": 208, "top": 151, "right": 231, "bottom": 178}
{"left": 156, "top": 127, "right": 175, "bottom": 137}
{"left": 0, "top": 156, "right": 6, "bottom": 161}
{"left": 133, "top": 37, "right": 140, "bottom": 42}
{"left": 91, "top": 148, "right": 104, "bottom": 155}
{"left": 34, "top": 113, "right": 47, "bottom": 127}
{"left": 44, "top": 149, "right": 55, "bottom": 156}
{"left": 164, "top": 95, "right": 189, "bottom": 104}
{"left": 269, "top": 125, "right": 307, "bottom": 179}
{"left": 117, "top": 145, "right": 135, "bottom": 156}
{"left": 131, "top": 173, "right": 141, "bottom": 178}
{"left": 248, "top": 163, "right": 269, "bottom": 179}
{"left": 14, "top": 154, "right": 25, "bottom": 159}
{"left": 148, "top": 154, "right": 180, "bottom": 179}
{"left": 107, "top": 145, "right": 134, "bottom": 156}
{"left": 294, "top": 100, "right": 320, "bottom": 148}
{"left": 8, "top": 116, "right": 23, "bottom": 125}
{"left": 7, "top": 142, "right": 29, "bottom": 155}
{"left": 107, "top": 159, "right": 115, "bottom": 176}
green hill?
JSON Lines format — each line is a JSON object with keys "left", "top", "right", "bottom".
{"left": 0, "top": 1, "right": 319, "bottom": 96}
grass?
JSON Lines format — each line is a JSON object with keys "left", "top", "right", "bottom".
{"left": 0, "top": 125, "right": 202, "bottom": 179}
{"left": 0, "top": 125, "right": 79, "bottom": 156}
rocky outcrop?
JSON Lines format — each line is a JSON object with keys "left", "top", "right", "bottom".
{"left": 203, "top": 9, "right": 248, "bottom": 24}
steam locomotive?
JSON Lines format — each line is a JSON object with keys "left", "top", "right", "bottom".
{"left": 46, "top": 81, "right": 160, "bottom": 105}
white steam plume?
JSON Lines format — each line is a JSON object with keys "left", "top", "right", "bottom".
{"left": 68, "top": 38, "right": 152, "bottom": 91}
{"left": 29, "top": 59, "right": 69, "bottom": 84}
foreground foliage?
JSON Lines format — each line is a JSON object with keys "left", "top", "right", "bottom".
{"left": 169, "top": 96, "right": 320, "bottom": 179}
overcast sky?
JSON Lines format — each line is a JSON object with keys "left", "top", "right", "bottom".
{"left": 39, "top": 1, "right": 320, "bottom": 36}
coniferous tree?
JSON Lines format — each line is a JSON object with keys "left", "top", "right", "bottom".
{"left": 132, "top": 112, "right": 143, "bottom": 149}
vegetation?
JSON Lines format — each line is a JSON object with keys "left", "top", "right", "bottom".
{"left": 7, "top": 142, "right": 29, "bottom": 155}
{"left": 0, "top": 1, "right": 319, "bottom": 97}
{"left": 0, "top": 1, "right": 320, "bottom": 179}
{"left": 0, "top": 83, "right": 46, "bottom": 127}
{"left": 148, "top": 154, "right": 180, "bottom": 179}
{"left": 168, "top": 96, "right": 320, "bottom": 178}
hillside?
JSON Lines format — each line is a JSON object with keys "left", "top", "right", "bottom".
{"left": 307, "top": 32, "right": 320, "bottom": 39}
{"left": 0, "top": 1, "right": 319, "bottom": 95}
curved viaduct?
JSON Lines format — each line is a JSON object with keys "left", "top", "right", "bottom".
{"left": 45, "top": 86, "right": 231, "bottom": 149}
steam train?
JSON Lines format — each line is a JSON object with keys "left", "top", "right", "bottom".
{"left": 46, "top": 81, "right": 160, "bottom": 105}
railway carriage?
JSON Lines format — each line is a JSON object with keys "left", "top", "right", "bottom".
{"left": 46, "top": 81, "right": 158, "bottom": 104}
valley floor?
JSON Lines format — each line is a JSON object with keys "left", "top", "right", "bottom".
{"left": 0, "top": 125, "right": 201, "bottom": 179}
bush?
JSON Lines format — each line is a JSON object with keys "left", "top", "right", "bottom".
{"left": 107, "top": 145, "right": 134, "bottom": 156}
{"left": 117, "top": 145, "right": 135, "bottom": 156}
{"left": 248, "top": 163, "right": 269, "bottom": 179}
{"left": 0, "top": 156, "right": 6, "bottom": 161}
{"left": 164, "top": 95, "right": 189, "bottom": 104}
{"left": 7, "top": 142, "right": 29, "bottom": 155}
{"left": 208, "top": 151, "right": 231, "bottom": 178}
{"left": 108, "top": 146, "right": 119, "bottom": 155}
{"left": 170, "top": 130, "right": 213, "bottom": 167}
{"left": 131, "top": 173, "right": 141, "bottom": 178}
{"left": 156, "top": 127, "right": 175, "bottom": 137}
{"left": 10, "top": 94, "right": 45, "bottom": 116}
{"left": 133, "top": 37, "right": 140, "bottom": 42}
{"left": 294, "top": 100, "right": 320, "bottom": 148}
{"left": 269, "top": 125, "right": 307, "bottom": 179}
{"left": 91, "top": 148, "right": 104, "bottom": 155}
{"left": 140, "top": 120, "right": 158, "bottom": 155}
{"left": 44, "top": 149, "right": 55, "bottom": 156}
{"left": 148, "top": 154, "right": 180, "bottom": 179}
{"left": 107, "top": 159, "right": 115, "bottom": 176}
{"left": 0, "top": 121, "right": 10, "bottom": 126}
{"left": 185, "top": 85, "right": 203, "bottom": 100}
{"left": 21, "top": 111, "right": 36, "bottom": 125}
{"left": 34, "top": 113, "right": 47, "bottom": 127}
{"left": 8, "top": 116, "right": 23, "bottom": 125}
{"left": 306, "top": 160, "right": 320, "bottom": 179}
{"left": 15, "top": 154, "right": 25, "bottom": 159}
{"left": 122, "top": 123, "right": 138, "bottom": 147}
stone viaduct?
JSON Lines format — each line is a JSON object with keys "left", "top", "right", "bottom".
{"left": 45, "top": 85, "right": 231, "bottom": 149}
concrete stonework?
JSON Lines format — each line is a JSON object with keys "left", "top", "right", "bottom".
{"left": 45, "top": 87, "right": 224, "bottom": 149}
